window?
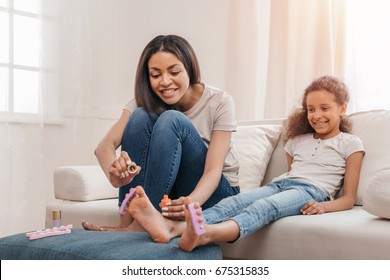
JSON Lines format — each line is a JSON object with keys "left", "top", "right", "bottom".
{"left": 345, "top": 0, "right": 390, "bottom": 112}
{"left": 0, "top": 0, "right": 40, "bottom": 114}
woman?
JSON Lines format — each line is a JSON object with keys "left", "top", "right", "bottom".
{"left": 82, "top": 35, "right": 240, "bottom": 231}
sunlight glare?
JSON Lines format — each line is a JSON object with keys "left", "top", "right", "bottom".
{"left": 14, "top": 15, "right": 40, "bottom": 67}
{"left": 0, "top": 11, "right": 9, "bottom": 63}
{"left": 14, "top": 0, "right": 40, "bottom": 14}
{"left": 0, "top": 67, "right": 8, "bottom": 112}
{"left": 14, "top": 69, "right": 39, "bottom": 113}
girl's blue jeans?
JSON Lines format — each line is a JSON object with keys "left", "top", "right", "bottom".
{"left": 203, "top": 179, "right": 329, "bottom": 240}
{"left": 120, "top": 108, "right": 239, "bottom": 210}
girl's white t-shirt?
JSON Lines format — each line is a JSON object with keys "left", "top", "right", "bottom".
{"left": 277, "top": 132, "right": 365, "bottom": 199}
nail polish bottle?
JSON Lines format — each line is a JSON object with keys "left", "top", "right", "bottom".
{"left": 127, "top": 161, "right": 138, "bottom": 174}
{"left": 52, "top": 210, "right": 61, "bottom": 228}
{"left": 161, "top": 195, "right": 171, "bottom": 208}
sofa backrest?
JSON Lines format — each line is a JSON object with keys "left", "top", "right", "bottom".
{"left": 348, "top": 110, "right": 390, "bottom": 205}
{"left": 261, "top": 136, "right": 288, "bottom": 185}
{"left": 237, "top": 109, "right": 390, "bottom": 207}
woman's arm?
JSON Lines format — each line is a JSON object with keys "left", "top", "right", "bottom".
{"left": 165, "top": 130, "right": 232, "bottom": 218}
{"left": 95, "top": 110, "right": 137, "bottom": 187}
{"left": 190, "top": 130, "right": 232, "bottom": 204}
{"left": 301, "top": 151, "right": 364, "bottom": 214}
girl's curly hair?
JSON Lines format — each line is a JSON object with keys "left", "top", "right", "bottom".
{"left": 283, "top": 75, "right": 352, "bottom": 142}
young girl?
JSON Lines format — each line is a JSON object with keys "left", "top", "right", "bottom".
{"left": 82, "top": 35, "right": 240, "bottom": 231}
{"left": 126, "top": 75, "right": 365, "bottom": 251}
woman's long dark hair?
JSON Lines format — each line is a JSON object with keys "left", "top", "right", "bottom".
{"left": 134, "top": 35, "right": 201, "bottom": 115}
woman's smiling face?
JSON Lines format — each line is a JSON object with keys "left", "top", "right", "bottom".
{"left": 148, "top": 51, "right": 190, "bottom": 106}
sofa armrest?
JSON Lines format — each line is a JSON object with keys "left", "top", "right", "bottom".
{"left": 53, "top": 165, "right": 118, "bottom": 201}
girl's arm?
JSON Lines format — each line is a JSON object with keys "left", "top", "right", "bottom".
{"left": 287, "top": 153, "right": 293, "bottom": 171}
{"left": 301, "top": 151, "right": 364, "bottom": 214}
{"left": 166, "top": 130, "right": 232, "bottom": 217}
{"left": 95, "top": 110, "right": 137, "bottom": 187}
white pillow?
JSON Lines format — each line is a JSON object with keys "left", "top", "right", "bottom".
{"left": 363, "top": 170, "right": 390, "bottom": 219}
{"left": 349, "top": 110, "right": 390, "bottom": 205}
{"left": 54, "top": 166, "right": 118, "bottom": 201}
{"left": 233, "top": 125, "right": 282, "bottom": 192}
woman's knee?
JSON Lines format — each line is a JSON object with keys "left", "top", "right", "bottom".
{"left": 160, "top": 110, "right": 187, "bottom": 122}
{"left": 155, "top": 110, "right": 191, "bottom": 131}
{"left": 130, "top": 108, "right": 154, "bottom": 123}
{"left": 125, "top": 108, "right": 155, "bottom": 134}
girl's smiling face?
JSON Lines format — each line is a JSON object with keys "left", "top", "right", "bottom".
{"left": 306, "top": 90, "right": 347, "bottom": 139}
{"left": 148, "top": 51, "right": 190, "bottom": 107}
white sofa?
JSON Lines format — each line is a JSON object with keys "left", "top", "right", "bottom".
{"left": 47, "top": 110, "right": 390, "bottom": 259}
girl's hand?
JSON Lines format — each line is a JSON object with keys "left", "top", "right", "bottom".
{"left": 108, "top": 151, "right": 140, "bottom": 187}
{"left": 301, "top": 200, "right": 326, "bottom": 215}
{"left": 161, "top": 196, "right": 187, "bottom": 220}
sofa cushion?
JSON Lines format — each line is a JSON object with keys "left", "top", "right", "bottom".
{"left": 233, "top": 124, "right": 282, "bottom": 192}
{"left": 349, "top": 110, "right": 390, "bottom": 205}
{"left": 363, "top": 170, "right": 390, "bottom": 219}
{"left": 220, "top": 206, "right": 390, "bottom": 259}
{"left": 0, "top": 229, "right": 222, "bottom": 260}
{"left": 54, "top": 166, "right": 118, "bottom": 201}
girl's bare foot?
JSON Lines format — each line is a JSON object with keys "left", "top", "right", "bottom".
{"left": 179, "top": 201, "right": 209, "bottom": 252}
{"left": 129, "top": 186, "right": 184, "bottom": 243}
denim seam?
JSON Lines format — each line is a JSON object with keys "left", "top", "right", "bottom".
{"left": 162, "top": 138, "right": 180, "bottom": 195}
{"left": 138, "top": 130, "right": 152, "bottom": 187}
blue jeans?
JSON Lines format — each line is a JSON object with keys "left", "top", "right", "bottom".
{"left": 203, "top": 179, "right": 329, "bottom": 240}
{"left": 119, "top": 108, "right": 239, "bottom": 210}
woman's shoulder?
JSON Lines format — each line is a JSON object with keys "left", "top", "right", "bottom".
{"left": 123, "top": 98, "right": 137, "bottom": 112}
{"left": 203, "top": 84, "right": 234, "bottom": 104}
{"left": 203, "top": 84, "right": 229, "bottom": 96}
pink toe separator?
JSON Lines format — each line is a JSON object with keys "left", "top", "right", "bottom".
{"left": 188, "top": 202, "right": 207, "bottom": 235}
{"left": 26, "top": 224, "right": 73, "bottom": 240}
{"left": 118, "top": 188, "right": 136, "bottom": 215}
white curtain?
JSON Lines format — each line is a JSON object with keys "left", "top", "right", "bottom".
{"left": 263, "top": 0, "right": 347, "bottom": 118}
{"left": 225, "top": 0, "right": 270, "bottom": 120}
{"left": 344, "top": 0, "right": 390, "bottom": 112}
{"left": 0, "top": 0, "right": 59, "bottom": 237}
{"left": 0, "top": 122, "right": 45, "bottom": 237}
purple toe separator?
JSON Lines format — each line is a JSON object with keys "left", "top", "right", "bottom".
{"left": 188, "top": 203, "right": 207, "bottom": 235}
{"left": 118, "top": 188, "right": 136, "bottom": 215}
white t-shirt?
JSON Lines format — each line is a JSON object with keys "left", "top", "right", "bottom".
{"left": 275, "top": 132, "right": 365, "bottom": 199}
{"left": 123, "top": 84, "right": 239, "bottom": 186}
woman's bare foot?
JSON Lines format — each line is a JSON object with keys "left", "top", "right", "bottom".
{"left": 82, "top": 221, "right": 104, "bottom": 231}
{"left": 81, "top": 220, "right": 145, "bottom": 232}
{"left": 129, "top": 186, "right": 185, "bottom": 243}
{"left": 82, "top": 209, "right": 133, "bottom": 231}
{"left": 82, "top": 220, "right": 133, "bottom": 231}
{"left": 178, "top": 201, "right": 209, "bottom": 252}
